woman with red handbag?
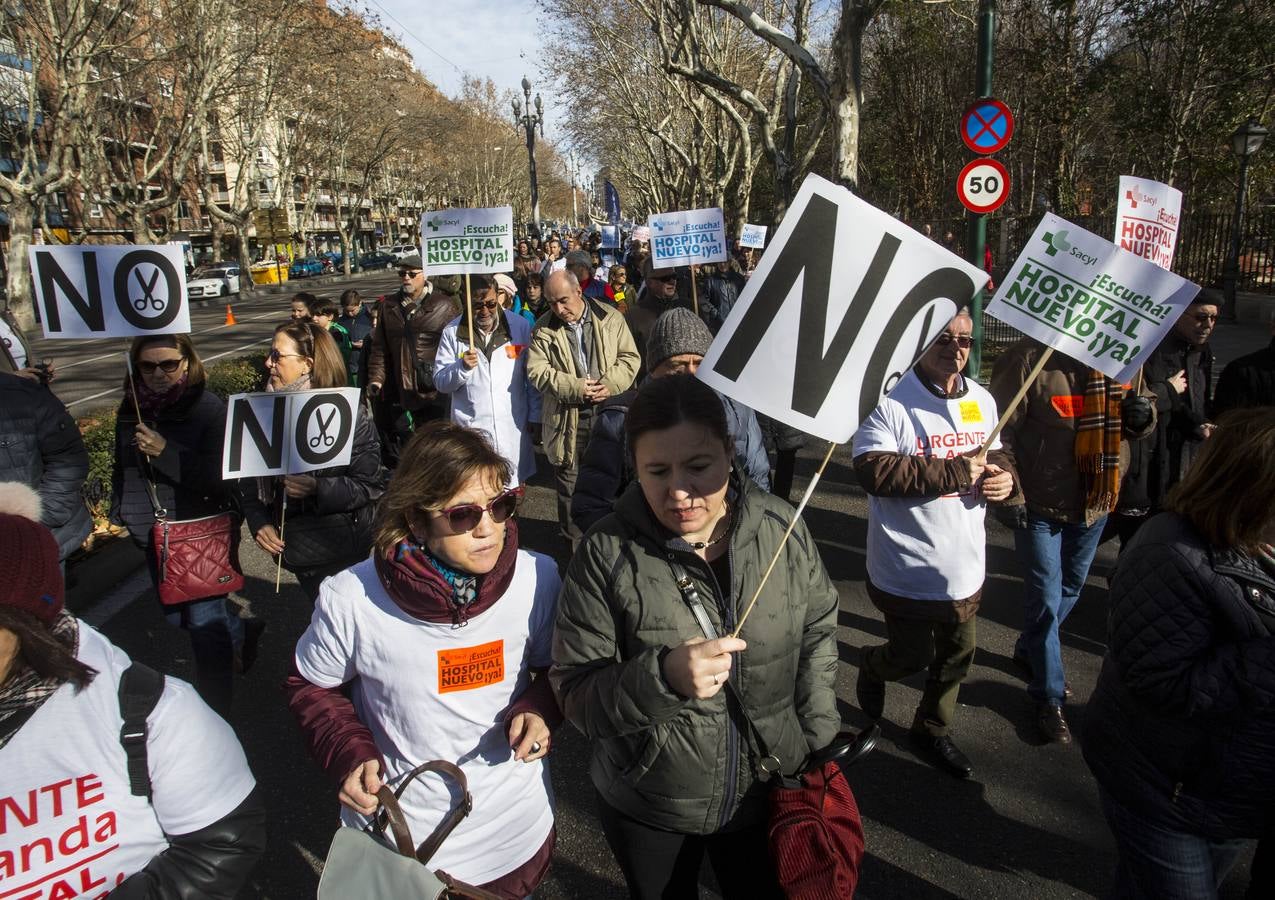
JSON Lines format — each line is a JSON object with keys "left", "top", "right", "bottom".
{"left": 111, "top": 334, "right": 256, "bottom": 718}
{"left": 552, "top": 375, "right": 845, "bottom": 897}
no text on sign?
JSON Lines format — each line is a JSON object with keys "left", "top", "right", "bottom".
{"left": 957, "top": 158, "right": 1010, "bottom": 215}
{"left": 960, "top": 98, "right": 1014, "bottom": 155}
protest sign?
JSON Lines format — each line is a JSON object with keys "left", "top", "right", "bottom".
{"left": 222, "top": 388, "right": 362, "bottom": 478}
{"left": 698, "top": 173, "right": 989, "bottom": 445}
{"left": 600, "top": 224, "right": 620, "bottom": 249}
{"left": 1114, "top": 176, "right": 1183, "bottom": 270}
{"left": 28, "top": 244, "right": 191, "bottom": 339}
{"left": 648, "top": 207, "right": 729, "bottom": 268}
{"left": 739, "top": 224, "right": 767, "bottom": 249}
{"left": 985, "top": 213, "right": 1200, "bottom": 384}
{"left": 419, "top": 207, "right": 514, "bottom": 276}
{"left": 631, "top": 225, "right": 650, "bottom": 243}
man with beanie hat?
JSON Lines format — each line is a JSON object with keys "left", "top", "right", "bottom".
{"left": 625, "top": 257, "right": 716, "bottom": 381}
{"left": 571, "top": 307, "right": 770, "bottom": 534}
{"left": 0, "top": 482, "right": 267, "bottom": 896}
{"left": 366, "top": 254, "right": 460, "bottom": 464}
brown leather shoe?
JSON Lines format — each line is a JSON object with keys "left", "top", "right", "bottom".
{"left": 1036, "top": 703, "right": 1072, "bottom": 744}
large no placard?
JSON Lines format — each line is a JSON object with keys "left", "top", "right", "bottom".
{"left": 420, "top": 207, "right": 514, "bottom": 276}
{"left": 648, "top": 207, "right": 728, "bottom": 268}
{"left": 985, "top": 213, "right": 1200, "bottom": 383}
{"left": 29, "top": 244, "right": 191, "bottom": 339}
{"left": 1115, "top": 176, "right": 1182, "bottom": 270}
{"left": 697, "top": 173, "right": 989, "bottom": 444}
{"left": 222, "top": 388, "right": 362, "bottom": 478}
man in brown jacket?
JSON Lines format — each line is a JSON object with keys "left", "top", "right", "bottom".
{"left": 366, "top": 255, "right": 459, "bottom": 463}
{"left": 990, "top": 338, "right": 1155, "bottom": 744}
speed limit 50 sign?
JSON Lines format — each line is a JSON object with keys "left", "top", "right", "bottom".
{"left": 956, "top": 158, "right": 1010, "bottom": 214}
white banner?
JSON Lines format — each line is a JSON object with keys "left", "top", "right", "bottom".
{"left": 420, "top": 207, "right": 514, "bottom": 276}
{"left": 648, "top": 207, "right": 728, "bottom": 268}
{"left": 222, "top": 388, "right": 362, "bottom": 478}
{"left": 29, "top": 244, "right": 191, "bottom": 339}
{"left": 600, "top": 224, "right": 620, "bottom": 249}
{"left": 739, "top": 223, "right": 768, "bottom": 249}
{"left": 697, "top": 174, "right": 989, "bottom": 444}
{"left": 985, "top": 213, "right": 1200, "bottom": 383}
{"left": 1114, "top": 175, "right": 1183, "bottom": 271}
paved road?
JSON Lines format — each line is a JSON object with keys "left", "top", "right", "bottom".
{"left": 65, "top": 317, "right": 1270, "bottom": 898}
{"left": 28, "top": 270, "right": 404, "bottom": 413}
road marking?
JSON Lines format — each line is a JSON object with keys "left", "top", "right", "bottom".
{"left": 66, "top": 336, "right": 272, "bottom": 408}
{"left": 50, "top": 311, "right": 281, "bottom": 372}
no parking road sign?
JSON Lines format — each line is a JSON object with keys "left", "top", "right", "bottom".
{"left": 961, "top": 98, "right": 1014, "bottom": 155}
{"left": 957, "top": 158, "right": 1010, "bottom": 214}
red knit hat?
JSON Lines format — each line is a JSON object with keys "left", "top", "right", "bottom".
{"left": 0, "top": 483, "right": 64, "bottom": 626}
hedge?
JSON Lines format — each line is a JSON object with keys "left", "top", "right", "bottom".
{"left": 78, "top": 352, "right": 267, "bottom": 523}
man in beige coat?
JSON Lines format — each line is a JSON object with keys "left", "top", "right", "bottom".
{"left": 527, "top": 270, "right": 639, "bottom": 544}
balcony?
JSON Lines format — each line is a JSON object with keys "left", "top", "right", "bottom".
{"left": 207, "top": 160, "right": 225, "bottom": 174}
{"left": 209, "top": 190, "right": 230, "bottom": 204}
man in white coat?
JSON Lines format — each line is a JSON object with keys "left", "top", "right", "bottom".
{"left": 434, "top": 273, "right": 541, "bottom": 485}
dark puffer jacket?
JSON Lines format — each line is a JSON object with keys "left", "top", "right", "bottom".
{"left": 551, "top": 475, "right": 840, "bottom": 835}
{"left": 0, "top": 373, "right": 92, "bottom": 558}
{"left": 1081, "top": 512, "right": 1275, "bottom": 839}
{"left": 110, "top": 384, "right": 231, "bottom": 546}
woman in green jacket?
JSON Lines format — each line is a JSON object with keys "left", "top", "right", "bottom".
{"left": 551, "top": 374, "right": 840, "bottom": 898}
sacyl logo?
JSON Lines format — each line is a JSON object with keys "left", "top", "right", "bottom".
{"left": 426, "top": 216, "right": 459, "bottom": 232}
{"left": 1042, "top": 229, "right": 1071, "bottom": 257}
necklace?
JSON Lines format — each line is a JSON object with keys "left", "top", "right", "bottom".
{"left": 688, "top": 505, "right": 731, "bottom": 551}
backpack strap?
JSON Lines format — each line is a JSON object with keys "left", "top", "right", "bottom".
{"left": 118, "top": 662, "right": 165, "bottom": 800}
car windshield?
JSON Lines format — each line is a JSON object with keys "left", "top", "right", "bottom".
{"left": 190, "top": 267, "right": 220, "bottom": 278}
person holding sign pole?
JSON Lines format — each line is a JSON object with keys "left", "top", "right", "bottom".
{"left": 284, "top": 423, "right": 561, "bottom": 896}
{"left": 552, "top": 374, "right": 840, "bottom": 899}
{"left": 990, "top": 339, "right": 1156, "bottom": 744}
{"left": 240, "top": 322, "right": 386, "bottom": 602}
{"left": 851, "top": 312, "right": 1016, "bottom": 778}
{"left": 526, "top": 270, "right": 640, "bottom": 545}
{"left": 111, "top": 334, "right": 248, "bottom": 716}
{"left": 433, "top": 274, "right": 540, "bottom": 487}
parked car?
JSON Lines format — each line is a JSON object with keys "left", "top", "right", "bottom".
{"left": 289, "top": 257, "right": 324, "bottom": 278}
{"left": 357, "top": 251, "right": 397, "bottom": 271}
{"left": 389, "top": 244, "right": 416, "bottom": 260}
{"left": 186, "top": 261, "right": 241, "bottom": 299}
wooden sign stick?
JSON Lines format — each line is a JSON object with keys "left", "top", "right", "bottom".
{"left": 274, "top": 495, "right": 287, "bottom": 593}
{"left": 465, "top": 273, "right": 474, "bottom": 348}
{"left": 978, "top": 346, "right": 1054, "bottom": 456}
{"left": 123, "top": 349, "right": 144, "bottom": 424}
{"left": 731, "top": 440, "right": 837, "bottom": 639}
{"left": 690, "top": 268, "right": 699, "bottom": 317}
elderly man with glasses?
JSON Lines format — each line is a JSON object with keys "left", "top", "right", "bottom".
{"left": 366, "top": 255, "right": 460, "bottom": 464}
{"left": 852, "top": 311, "right": 1016, "bottom": 778}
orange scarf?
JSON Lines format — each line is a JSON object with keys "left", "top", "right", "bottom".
{"left": 1074, "top": 369, "right": 1123, "bottom": 513}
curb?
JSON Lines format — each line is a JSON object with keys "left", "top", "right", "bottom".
{"left": 65, "top": 537, "right": 146, "bottom": 614}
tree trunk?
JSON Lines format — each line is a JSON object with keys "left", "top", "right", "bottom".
{"left": 5, "top": 202, "right": 37, "bottom": 332}
{"left": 831, "top": 1, "right": 872, "bottom": 190}
{"left": 235, "top": 223, "right": 254, "bottom": 289}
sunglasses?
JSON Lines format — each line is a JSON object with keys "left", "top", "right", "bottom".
{"left": 474, "top": 300, "right": 501, "bottom": 310}
{"left": 434, "top": 487, "right": 522, "bottom": 533}
{"left": 267, "top": 349, "right": 307, "bottom": 363}
{"left": 399, "top": 269, "right": 423, "bottom": 277}
{"left": 137, "top": 358, "right": 184, "bottom": 375}
{"left": 936, "top": 333, "right": 974, "bottom": 349}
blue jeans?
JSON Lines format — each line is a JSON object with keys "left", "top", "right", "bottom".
{"left": 1099, "top": 786, "right": 1250, "bottom": 899}
{"left": 164, "top": 595, "right": 243, "bottom": 717}
{"left": 1013, "top": 512, "right": 1106, "bottom": 704}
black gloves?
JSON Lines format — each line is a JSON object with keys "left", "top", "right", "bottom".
{"left": 1120, "top": 394, "right": 1154, "bottom": 432}
{"left": 992, "top": 504, "right": 1028, "bottom": 531}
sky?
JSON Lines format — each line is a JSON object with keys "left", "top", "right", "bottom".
{"left": 359, "top": 0, "right": 568, "bottom": 139}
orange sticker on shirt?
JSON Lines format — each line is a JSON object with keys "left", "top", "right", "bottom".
{"left": 506, "top": 344, "right": 526, "bottom": 359}
{"left": 958, "top": 401, "right": 983, "bottom": 423}
{"left": 1051, "top": 395, "right": 1083, "bottom": 418}
{"left": 438, "top": 640, "right": 505, "bottom": 693}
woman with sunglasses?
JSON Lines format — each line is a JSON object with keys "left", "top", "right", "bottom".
{"left": 285, "top": 422, "right": 561, "bottom": 896}
{"left": 552, "top": 374, "right": 840, "bottom": 898}
{"left": 111, "top": 334, "right": 250, "bottom": 716}
{"left": 433, "top": 274, "right": 540, "bottom": 487}
{"left": 239, "top": 321, "right": 387, "bottom": 601}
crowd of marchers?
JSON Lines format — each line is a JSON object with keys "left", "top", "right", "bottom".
{"left": 0, "top": 225, "right": 1272, "bottom": 898}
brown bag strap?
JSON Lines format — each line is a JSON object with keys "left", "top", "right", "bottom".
{"left": 374, "top": 785, "right": 415, "bottom": 858}
{"left": 373, "top": 760, "right": 473, "bottom": 866}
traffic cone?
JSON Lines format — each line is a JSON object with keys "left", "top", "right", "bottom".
{"left": 224, "top": 304, "right": 237, "bottom": 326}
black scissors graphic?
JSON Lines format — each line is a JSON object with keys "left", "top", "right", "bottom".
{"left": 131, "top": 268, "right": 166, "bottom": 312}
{"left": 309, "top": 408, "right": 337, "bottom": 448}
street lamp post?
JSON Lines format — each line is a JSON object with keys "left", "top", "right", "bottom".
{"left": 512, "top": 77, "right": 544, "bottom": 239}
{"left": 1222, "top": 117, "right": 1269, "bottom": 320}
{"left": 569, "top": 152, "right": 578, "bottom": 228}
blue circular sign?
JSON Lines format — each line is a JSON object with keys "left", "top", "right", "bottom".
{"left": 961, "top": 99, "right": 1014, "bottom": 154}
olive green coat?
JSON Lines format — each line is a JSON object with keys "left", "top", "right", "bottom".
{"left": 550, "top": 476, "right": 840, "bottom": 834}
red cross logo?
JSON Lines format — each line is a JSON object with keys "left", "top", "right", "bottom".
{"left": 1125, "top": 189, "right": 1137, "bottom": 209}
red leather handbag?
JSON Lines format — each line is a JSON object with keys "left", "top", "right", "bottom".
{"left": 144, "top": 475, "right": 244, "bottom": 606}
